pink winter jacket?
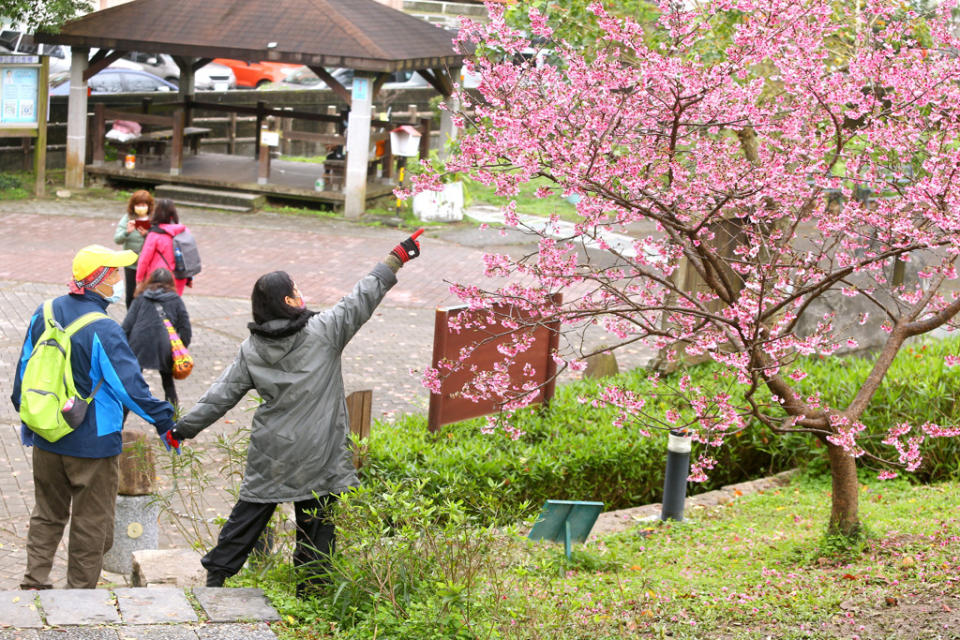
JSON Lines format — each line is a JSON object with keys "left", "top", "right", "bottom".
{"left": 136, "top": 223, "right": 189, "bottom": 295}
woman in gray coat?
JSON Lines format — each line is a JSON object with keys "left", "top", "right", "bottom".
{"left": 166, "top": 230, "right": 423, "bottom": 595}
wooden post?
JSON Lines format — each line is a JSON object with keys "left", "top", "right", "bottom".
{"left": 344, "top": 75, "right": 374, "bottom": 219}
{"left": 141, "top": 97, "right": 152, "bottom": 114}
{"left": 170, "top": 109, "right": 185, "bottom": 176}
{"left": 92, "top": 103, "right": 105, "bottom": 166}
{"left": 227, "top": 111, "right": 237, "bottom": 155}
{"left": 178, "top": 59, "right": 195, "bottom": 127}
{"left": 281, "top": 107, "right": 292, "bottom": 155}
{"left": 65, "top": 47, "right": 89, "bottom": 189}
{"left": 419, "top": 116, "right": 432, "bottom": 160}
{"left": 439, "top": 78, "right": 459, "bottom": 161}
{"left": 258, "top": 116, "right": 274, "bottom": 185}
{"left": 254, "top": 100, "right": 265, "bottom": 159}
{"left": 258, "top": 138, "right": 270, "bottom": 184}
{"left": 383, "top": 133, "right": 393, "bottom": 179}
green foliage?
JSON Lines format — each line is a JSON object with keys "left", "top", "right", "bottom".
{"left": 0, "top": 172, "right": 29, "bottom": 200}
{"left": 240, "top": 481, "right": 510, "bottom": 639}
{"left": 2, "top": 0, "right": 92, "bottom": 32}
{"left": 243, "top": 474, "right": 960, "bottom": 639}
{"left": 278, "top": 154, "right": 327, "bottom": 164}
{"left": 790, "top": 337, "right": 960, "bottom": 480}
{"left": 502, "top": 0, "right": 659, "bottom": 52}
{"left": 361, "top": 368, "right": 806, "bottom": 525}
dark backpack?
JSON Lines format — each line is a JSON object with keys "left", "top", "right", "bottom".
{"left": 160, "top": 228, "right": 201, "bottom": 279}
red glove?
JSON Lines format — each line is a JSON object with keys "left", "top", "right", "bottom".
{"left": 390, "top": 228, "right": 424, "bottom": 264}
{"left": 162, "top": 429, "right": 181, "bottom": 454}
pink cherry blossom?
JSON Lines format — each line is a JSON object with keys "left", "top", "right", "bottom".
{"left": 417, "top": 0, "right": 960, "bottom": 529}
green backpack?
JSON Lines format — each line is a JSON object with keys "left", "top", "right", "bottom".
{"left": 19, "top": 300, "right": 108, "bottom": 442}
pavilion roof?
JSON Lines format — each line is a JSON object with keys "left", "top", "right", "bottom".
{"left": 36, "top": 0, "right": 465, "bottom": 72}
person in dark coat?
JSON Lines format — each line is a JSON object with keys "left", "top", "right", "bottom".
{"left": 122, "top": 268, "right": 192, "bottom": 406}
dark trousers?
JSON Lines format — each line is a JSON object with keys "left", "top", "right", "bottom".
{"left": 202, "top": 494, "right": 336, "bottom": 589}
{"left": 22, "top": 447, "right": 119, "bottom": 589}
{"left": 123, "top": 266, "right": 137, "bottom": 309}
{"left": 159, "top": 370, "right": 178, "bottom": 406}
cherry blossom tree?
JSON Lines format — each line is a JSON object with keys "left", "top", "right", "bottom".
{"left": 415, "top": 0, "right": 960, "bottom": 537}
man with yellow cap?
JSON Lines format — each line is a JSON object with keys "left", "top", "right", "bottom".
{"left": 11, "top": 245, "right": 177, "bottom": 589}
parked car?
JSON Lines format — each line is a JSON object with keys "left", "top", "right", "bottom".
{"left": 0, "top": 32, "right": 235, "bottom": 91}
{"left": 259, "top": 67, "right": 430, "bottom": 92}
{"left": 49, "top": 68, "right": 177, "bottom": 95}
{"left": 0, "top": 30, "right": 71, "bottom": 74}
{"left": 212, "top": 59, "right": 302, "bottom": 88}
{"left": 120, "top": 52, "right": 236, "bottom": 91}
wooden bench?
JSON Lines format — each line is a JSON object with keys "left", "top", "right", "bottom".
{"left": 112, "top": 126, "right": 211, "bottom": 160}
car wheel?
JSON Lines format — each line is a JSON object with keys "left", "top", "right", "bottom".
{"left": 255, "top": 79, "right": 270, "bottom": 88}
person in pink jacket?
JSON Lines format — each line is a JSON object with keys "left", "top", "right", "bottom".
{"left": 136, "top": 199, "right": 190, "bottom": 295}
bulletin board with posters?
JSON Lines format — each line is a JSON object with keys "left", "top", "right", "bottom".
{"left": 0, "top": 54, "right": 48, "bottom": 196}
{"left": 427, "top": 294, "right": 562, "bottom": 432}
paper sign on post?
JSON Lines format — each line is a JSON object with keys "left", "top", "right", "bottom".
{"left": 260, "top": 130, "right": 280, "bottom": 147}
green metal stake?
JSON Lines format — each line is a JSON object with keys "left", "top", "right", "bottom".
{"left": 564, "top": 520, "right": 572, "bottom": 560}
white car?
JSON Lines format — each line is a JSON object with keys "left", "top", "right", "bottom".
{"left": 120, "top": 52, "right": 236, "bottom": 91}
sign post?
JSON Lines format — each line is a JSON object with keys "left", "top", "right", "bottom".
{"left": 0, "top": 54, "right": 48, "bottom": 196}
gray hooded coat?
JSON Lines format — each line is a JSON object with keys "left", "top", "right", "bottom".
{"left": 175, "top": 263, "right": 397, "bottom": 503}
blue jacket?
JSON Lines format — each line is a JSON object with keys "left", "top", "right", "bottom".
{"left": 11, "top": 290, "right": 175, "bottom": 458}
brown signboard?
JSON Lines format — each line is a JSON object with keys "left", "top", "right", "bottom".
{"left": 427, "top": 295, "right": 561, "bottom": 431}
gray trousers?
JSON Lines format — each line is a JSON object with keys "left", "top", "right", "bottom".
{"left": 22, "top": 447, "right": 119, "bottom": 589}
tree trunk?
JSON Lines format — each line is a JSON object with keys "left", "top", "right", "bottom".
{"left": 826, "top": 442, "right": 861, "bottom": 537}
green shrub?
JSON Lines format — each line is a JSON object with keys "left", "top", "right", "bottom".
{"left": 0, "top": 172, "right": 29, "bottom": 200}
{"left": 794, "top": 337, "right": 960, "bottom": 481}
{"left": 361, "top": 369, "right": 807, "bottom": 524}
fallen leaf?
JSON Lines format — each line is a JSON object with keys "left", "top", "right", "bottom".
{"left": 943, "top": 603, "right": 952, "bottom": 613}
{"left": 841, "top": 573, "right": 857, "bottom": 581}
{"left": 884, "top": 597, "right": 898, "bottom": 607}
{"left": 11, "top": 596, "right": 19, "bottom": 603}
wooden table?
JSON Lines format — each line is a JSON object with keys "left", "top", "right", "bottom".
{"left": 112, "top": 127, "right": 212, "bottom": 160}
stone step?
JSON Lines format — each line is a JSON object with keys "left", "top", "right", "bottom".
{"left": 154, "top": 184, "right": 265, "bottom": 212}
{"left": 0, "top": 586, "right": 279, "bottom": 630}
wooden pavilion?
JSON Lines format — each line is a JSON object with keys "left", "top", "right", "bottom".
{"left": 36, "top": 0, "right": 464, "bottom": 217}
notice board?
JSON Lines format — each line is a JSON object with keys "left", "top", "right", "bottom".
{"left": 0, "top": 58, "right": 39, "bottom": 127}
{"left": 427, "top": 294, "right": 562, "bottom": 431}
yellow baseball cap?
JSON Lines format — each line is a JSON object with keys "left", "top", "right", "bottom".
{"left": 72, "top": 244, "right": 137, "bottom": 282}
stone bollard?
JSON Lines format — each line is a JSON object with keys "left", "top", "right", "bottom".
{"left": 103, "top": 430, "right": 160, "bottom": 576}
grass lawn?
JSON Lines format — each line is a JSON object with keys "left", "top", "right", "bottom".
{"left": 246, "top": 475, "right": 959, "bottom": 639}
{"left": 466, "top": 175, "right": 581, "bottom": 221}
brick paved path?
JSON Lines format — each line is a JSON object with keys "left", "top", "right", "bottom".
{"left": 0, "top": 196, "right": 652, "bottom": 590}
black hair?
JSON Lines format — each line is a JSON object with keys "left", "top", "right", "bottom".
{"left": 251, "top": 270, "right": 302, "bottom": 326}
{"left": 143, "top": 267, "right": 176, "bottom": 294}
{"left": 151, "top": 198, "right": 179, "bottom": 225}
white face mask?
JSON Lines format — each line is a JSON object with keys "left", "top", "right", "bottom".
{"left": 105, "top": 279, "right": 124, "bottom": 304}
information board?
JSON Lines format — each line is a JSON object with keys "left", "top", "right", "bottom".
{"left": 0, "top": 56, "right": 40, "bottom": 127}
